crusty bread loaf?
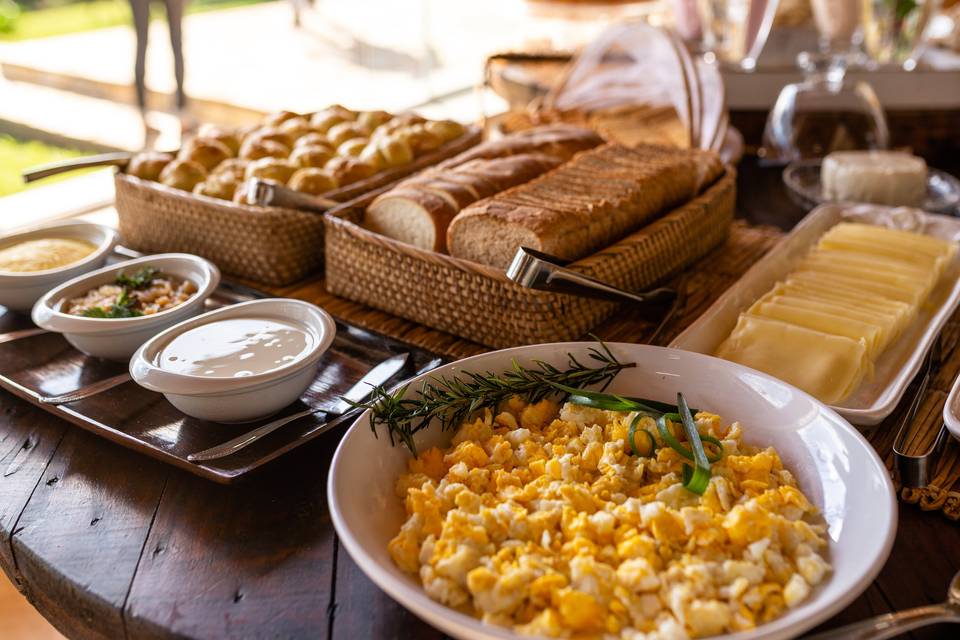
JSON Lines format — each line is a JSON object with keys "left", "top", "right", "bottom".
{"left": 446, "top": 143, "right": 724, "bottom": 269}
{"left": 364, "top": 153, "right": 565, "bottom": 251}
{"left": 363, "top": 188, "right": 458, "bottom": 252}
{"left": 450, "top": 125, "right": 603, "bottom": 164}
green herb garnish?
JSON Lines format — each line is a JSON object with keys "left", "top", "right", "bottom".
{"left": 354, "top": 342, "right": 634, "bottom": 455}
{"left": 627, "top": 413, "right": 657, "bottom": 457}
{"left": 81, "top": 288, "right": 142, "bottom": 318}
{"left": 115, "top": 267, "right": 159, "bottom": 290}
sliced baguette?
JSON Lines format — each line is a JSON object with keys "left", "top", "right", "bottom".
{"left": 364, "top": 188, "right": 458, "bottom": 252}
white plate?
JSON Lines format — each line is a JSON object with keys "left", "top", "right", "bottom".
{"left": 328, "top": 342, "right": 897, "bottom": 640}
{"left": 671, "top": 203, "right": 960, "bottom": 426}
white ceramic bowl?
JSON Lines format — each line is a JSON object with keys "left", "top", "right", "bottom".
{"left": 0, "top": 221, "right": 119, "bottom": 313}
{"left": 329, "top": 342, "right": 897, "bottom": 640}
{"left": 31, "top": 253, "right": 220, "bottom": 361}
{"left": 129, "top": 298, "right": 336, "bottom": 423}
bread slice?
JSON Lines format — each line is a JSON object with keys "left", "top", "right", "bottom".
{"left": 364, "top": 188, "right": 458, "bottom": 252}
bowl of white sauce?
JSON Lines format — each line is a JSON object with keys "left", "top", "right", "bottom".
{"left": 129, "top": 298, "right": 336, "bottom": 423}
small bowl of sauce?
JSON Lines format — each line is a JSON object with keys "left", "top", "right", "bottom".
{"left": 0, "top": 221, "right": 119, "bottom": 313}
{"left": 130, "top": 299, "right": 336, "bottom": 423}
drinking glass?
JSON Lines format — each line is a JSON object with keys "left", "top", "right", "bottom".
{"left": 862, "top": 0, "right": 941, "bottom": 70}
{"left": 682, "top": 0, "right": 781, "bottom": 70}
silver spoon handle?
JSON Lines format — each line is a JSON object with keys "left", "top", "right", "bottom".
{"left": 804, "top": 604, "right": 960, "bottom": 640}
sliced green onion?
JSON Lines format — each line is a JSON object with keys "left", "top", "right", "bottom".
{"left": 677, "top": 392, "right": 712, "bottom": 495}
{"left": 550, "top": 382, "right": 667, "bottom": 414}
{"left": 627, "top": 414, "right": 656, "bottom": 457}
{"left": 655, "top": 414, "right": 724, "bottom": 463}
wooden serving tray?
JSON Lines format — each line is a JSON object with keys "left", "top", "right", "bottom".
{"left": 0, "top": 280, "right": 442, "bottom": 484}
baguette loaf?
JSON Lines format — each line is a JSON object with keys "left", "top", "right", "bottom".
{"left": 364, "top": 153, "right": 565, "bottom": 251}
{"left": 446, "top": 143, "right": 724, "bottom": 269}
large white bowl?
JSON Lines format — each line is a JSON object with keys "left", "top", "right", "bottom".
{"left": 329, "top": 343, "right": 897, "bottom": 640}
{"left": 129, "top": 298, "right": 336, "bottom": 423}
{"left": 0, "top": 221, "right": 118, "bottom": 313}
{"left": 31, "top": 253, "right": 220, "bottom": 361}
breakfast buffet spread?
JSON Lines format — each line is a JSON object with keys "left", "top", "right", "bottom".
{"left": 3, "top": 20, "right": 960, "bottom": 637}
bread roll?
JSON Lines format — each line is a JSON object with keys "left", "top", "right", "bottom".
{"left": 338, "top": 138, "right": 369, "bottom": 158}
{"left": 401, "top": 125, "right": 443, "bottom": 155}
{"left": 289, "top": 168, "right": 339, "bottom": 195}
{"left": 295, "top": 133, "right": 333, "bottom": 150}
{"left": 357, "top": 110, "right": 393, "bottom": 132}
{"left": 262, "top": 110, "right": 300, "bottom": 127}
{"left": 210, "top": 158, "right": 248, "bottom": 181}
{"left": 327, "top": 122, "right": 368, "bottom": 147}
{"left": 290, "top": 145, "right": 335, "bottom": 168}
{"left": 310, "top": 111, "right": 348, "bottom": 134}
{"left": 179, "top": 137, "right": 232, "bottom": 171}
{"left": 159, "top": 159, "right": 207, "bottom": 191}
{"left": 127, "top": 151, "right": 174, "bottom": 181}
{"left": 423, "top": 119, "right": 465, "bottom": 142}
{"left": 196, "top": 125, "right": 241, "bottom": 155}
{"left": 359, "top": 143, "right": 385, "bottom": 170}
{"left": 326, "top": 157, "right": 375, "bottom": 186}
{"left": 447, "top": 144, "right": 722, "bottom": 269}
{"left": 279, "top": 117, "right": 313, "bottom": 142}
{"left": 194, "top": 173, "right": 239, "bottom": 200}
{"left": 239, "top": 138, "right": 290, "bottom": 161}
{"left": 244, "top": 127, "right": 293, "bottom": 148}
{"left": 377, "top": 135, "right": 414, "bottom": 168}
{"left": 245, "top": 157, "right": 297, "bottom": 184}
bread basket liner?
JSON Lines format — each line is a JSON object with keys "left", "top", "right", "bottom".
{"left": 115, "top": 127, "right": 482, "bottom": 286}
{"left": 324, "top": 166, "right": 736, "bottom": 348}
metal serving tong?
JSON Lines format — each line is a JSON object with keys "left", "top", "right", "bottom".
{"left": 22, "top": 152, "right": 132, "bottom": 183}
{"left": 507, "top": 247, "right": 676, "bottom": 306}
{"left": 241, "top": 178, "right": 337, "bottom": 213}
{"left": 893, "top": 336, "right": 949, "bottom": 489}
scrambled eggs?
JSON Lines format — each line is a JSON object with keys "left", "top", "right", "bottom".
{"left": 390, "top": 397, "right": 831, "bottom": 639}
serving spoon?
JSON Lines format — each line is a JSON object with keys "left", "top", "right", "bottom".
{"left": 805, "top": 569, "right": 960, "bottom": 639}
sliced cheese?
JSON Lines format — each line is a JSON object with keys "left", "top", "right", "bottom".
{"left": 761, "top": 293, "right": 899, "bottom": 352}
{"left": 748, "top": 300, "right": 884, "bottom": 358}
{"left": 791, "top": 270, "right": 923, "bottom": 306}
{"left": 716, "top": 315, "right": 869, "bottom": 405}
{"left": 824, "top": 222, "right": 955, "bottom": 260}
{"left": 799, "top": 256, "right": 933, "bottom": 297}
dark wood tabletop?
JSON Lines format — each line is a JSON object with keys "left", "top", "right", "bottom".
{"left": 1, "top": 160, "right": 959, "bottom": 640}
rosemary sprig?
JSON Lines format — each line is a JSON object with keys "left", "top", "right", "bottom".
{"left": 353, "top": 342, "right": 634, "bottom": 455}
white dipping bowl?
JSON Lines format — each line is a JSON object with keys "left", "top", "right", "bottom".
{"left": 129, "top": 298, "right": 336, "bottom": 423}
{"left": 329, "top": 343, "right": 897, "bottom": 640}
{"left": 31, "top": 253, "right": 220, "bottom": 361}
{"left": 0, "top": 221, "right": 119, "bottom": 313}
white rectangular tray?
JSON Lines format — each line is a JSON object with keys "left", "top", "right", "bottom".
{"left": 670, "top": 203, "right": 960, "bottom": 427}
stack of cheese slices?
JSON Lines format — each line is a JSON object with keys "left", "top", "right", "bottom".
{"left": 717, "top": 222, "right": 958, "bottom": 405}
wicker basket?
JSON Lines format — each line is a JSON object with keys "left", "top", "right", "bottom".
{"left": 325, "top": 168, "right": 736, "bottom": 348}
{"left": 115, "top": 127, "right": 482, "bottom": 286}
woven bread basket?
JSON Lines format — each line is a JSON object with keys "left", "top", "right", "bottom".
{"left": 114, "top": 127, "right": 482, "bottom": 286}
{"left": 325, "top": 167, "right": 736, "bottom": 348}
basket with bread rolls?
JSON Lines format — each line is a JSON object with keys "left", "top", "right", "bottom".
{"left": 324, "top": 124, "right": 736, "bottom": 348}
{"left": 115, "top": 106, "right": 480, "bottom": 286}
{"left": 323, "top": 23, "right": 736, "bottom": 348}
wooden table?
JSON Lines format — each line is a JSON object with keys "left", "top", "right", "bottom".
{"left": 1, "top": 161, "right": 958, "bottom": 640}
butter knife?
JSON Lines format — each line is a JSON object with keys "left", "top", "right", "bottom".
{"left": 187, "top": 352, "right": 409, "bottom": 462}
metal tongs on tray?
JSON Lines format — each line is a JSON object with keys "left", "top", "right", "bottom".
{"left": 893, "top": 336, "right": 949, "bottom": 488}
{"left": 241, "top": 178, "right": 337, "bottom": 213}
{"left": 507, "top": 247, "right": 676, "bottom": 306}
